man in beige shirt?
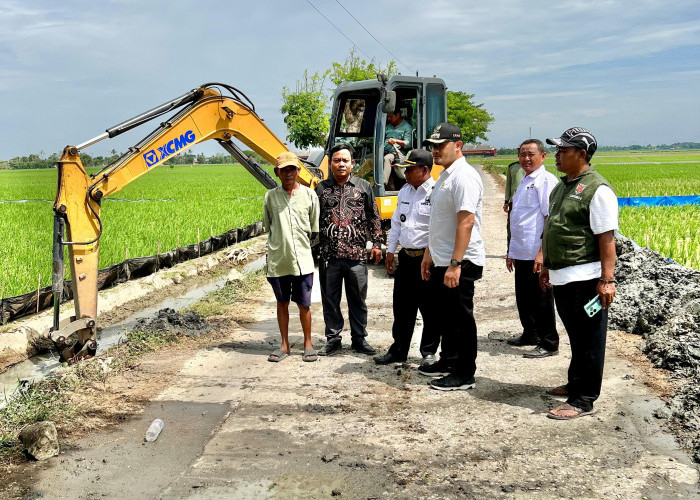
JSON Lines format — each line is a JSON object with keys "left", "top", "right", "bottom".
{"left": 263, "top": 152, "right": 319, "bottom": 362}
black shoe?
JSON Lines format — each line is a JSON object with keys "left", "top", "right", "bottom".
{"left": 418, "top": 359, "right": 451, "bottom": 377}
{"left": 523, "top": 346, "right": 558, "bottom": 358}
{"left": 419, "top": 353, "right": 437, "bottom": 369}
{"left": 430, "top": 374, "right": 476, "bottom": 391}
{"left": 374, "top": 352, "right": 406, "bottom": 365}
{"left": 318, "top": 340, "right": 341, "bottom": 356}
{"left": 351, "top": 339, "right": 376, "bottom": 355}
{"left": 506, "top": 335, "right": 538, "bottom": 346}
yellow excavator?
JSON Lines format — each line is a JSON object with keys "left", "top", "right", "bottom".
{"left": 51, "top": 78, "right": 447, "bottom": 363}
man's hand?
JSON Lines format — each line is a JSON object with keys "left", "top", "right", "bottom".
{"left": 533, "top": 249, "right": 543, "bottom": 273}
{"left": 421, "top": 250, "right": 432, "bottom": 280}
{"left": 369, "top": 247, "right": 382, "bottom": 265}
{"left": 506, "top": 257, "right": 514, "bottom": 273}
{"left": 539, "top": 268, "right": 551, "bottom": 291}
{"left": 597, "top": 281, "right": 616, "bottom": 308}
{"left": 444, "top": 265, "right": 461, "bottom": 288}
{"left": 503, "top": 202, "right": 509, "bottom": 213}
{"left": 385, "top": 252, "right": 395, "bottom": 274}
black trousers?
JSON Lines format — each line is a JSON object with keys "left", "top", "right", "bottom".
{"left": 319, "top": 258, "right": 368, "bottom": 341}
{"left": 429, "top": 261, "right": 483, "bottom": 378}
{"left": 387, "top": 250, "right": 440, "bottom": 359}
{"left": 553, "top": 278, "right": 608, "bottom": 412}
{"left": 514, "top": 259, "right": 559, "bottom": 351}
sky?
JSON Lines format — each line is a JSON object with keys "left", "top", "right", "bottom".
{"left": 1, "top": 0, "right": 699, "bottom": 159}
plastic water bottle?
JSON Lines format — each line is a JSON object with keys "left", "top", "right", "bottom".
{"left": 145, "top": 419, "right": 164, "bottom": 442}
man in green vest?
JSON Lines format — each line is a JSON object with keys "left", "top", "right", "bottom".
{"left": 539, "top": 127, "right": 618, "bottom": 420}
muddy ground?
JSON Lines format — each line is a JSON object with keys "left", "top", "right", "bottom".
{"left": 1, "top": 167, "right": 699, "bottom": 499}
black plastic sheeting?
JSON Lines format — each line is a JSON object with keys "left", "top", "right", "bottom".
{"left": 0, "top": 221, "right": 264, "bottom": 324}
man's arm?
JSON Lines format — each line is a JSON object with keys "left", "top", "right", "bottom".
{"left": 385, "top": 192, "right": 403, "bottom": 274}
{"left": 597, "top": 230, "right": 616, "bottom": 308}
{"left": 444, "top": 210, "right": 474, "bottom": 288}
{"left": 262, "top": 193, "right": 271, "bottom": 232}
{"left": 364, "top": 184, "right": 383, "bottom": 264}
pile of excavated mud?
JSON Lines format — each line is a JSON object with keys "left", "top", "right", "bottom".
{"left": 610, "top": 236, "right": 700, "bottom": 461}
{"left": 132, "top": 308, "right": 210, "bottom": 338}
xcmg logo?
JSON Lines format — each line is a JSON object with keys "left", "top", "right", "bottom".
{"left": 143, "top": 130, "right": 196, "bottom": 167}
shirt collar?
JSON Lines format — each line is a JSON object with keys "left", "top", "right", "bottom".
{"left": 526, "top": 164, "right": 546, "bottom": 178}
{"left": 443, "top": 155, "right": 467, "bottom": 175}
{"left": 330, "top": 174, "right": 358, "bottom": 187}
{"left": 418, "top": 176, "right": 435, "bottom": 194}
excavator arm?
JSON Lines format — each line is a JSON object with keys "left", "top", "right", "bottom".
{"left": 50, "top": 83, "right": 322, "bottom": 362}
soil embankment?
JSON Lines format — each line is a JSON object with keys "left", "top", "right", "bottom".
{"left": 1, "top": 166, "right": 698, "bottom": 499}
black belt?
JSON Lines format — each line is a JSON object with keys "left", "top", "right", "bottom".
{"left": 401, "top": 248, "right": 425, "bottom": 257}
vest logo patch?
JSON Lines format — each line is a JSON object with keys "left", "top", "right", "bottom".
{"left": 575, "top": 183, "right": 587, "bottom": 194}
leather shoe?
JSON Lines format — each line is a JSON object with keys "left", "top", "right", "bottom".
{"left": 374, "top": 352, "right": 405, "bottom": 365}
{"left": 419, "top": 353, "right": 437, "bottom": 368}
{"left": 523, "top": 346, "right": 558, "bottom": 358}
{"left": 351, "top": 339, "right": 376, "bottom": 355}
{"left": 318, "top": 340, "right": 341, "bottom": 356}
{"left": 506, "top": 335, "right": 538, "bottom": 346}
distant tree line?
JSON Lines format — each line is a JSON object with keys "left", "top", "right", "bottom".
{"left": 1, "top": 150, "right": 269, "bottom": 170}
{"left": 497, "top": 142, "right": 699, "bottom": 156}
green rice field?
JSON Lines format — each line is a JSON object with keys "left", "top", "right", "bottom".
{"left": 0, "top": 164, "right": 269, "bottom": 297}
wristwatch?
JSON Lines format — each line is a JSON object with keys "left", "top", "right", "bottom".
{"left": 449, "top": 259, "right": 461, "bottom": 267}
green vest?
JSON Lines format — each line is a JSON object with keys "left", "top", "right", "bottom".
{"left": 542, "top": 168, "right": 612, "bottom": 270}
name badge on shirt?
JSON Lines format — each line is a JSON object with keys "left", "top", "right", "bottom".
{"left": 418, "top": 201, "right": 431, "bottom": 216}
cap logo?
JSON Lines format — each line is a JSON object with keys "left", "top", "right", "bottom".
{"left": 575, "top": 183, "right": 587, "bottom": 194}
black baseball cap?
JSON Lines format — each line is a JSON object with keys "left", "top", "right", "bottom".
{"left": 395, "top": 149, "right": 433, "bottom": 168}
{"left": 546, "top": 127, "right": 597, "bottom": 157}
{"left": 422, "top": 122, "right": 462, "bottom": 145}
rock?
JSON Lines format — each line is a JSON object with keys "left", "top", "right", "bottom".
{"left": 653, "top": 406, "right": 672, "bottom": 420}
{"left": 226, "top": 269, "right": 244, "bottom": 284}
{"left": 19, "top": 421, "right": 59, "bottom": 461}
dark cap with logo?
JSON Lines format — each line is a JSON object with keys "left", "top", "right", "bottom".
{"left": 422, "top": 122, "right": 462, "bottom": 145}
{"left": 546, "top": 127, "right": 597, "bottom": 157}
{"left": 395, "top": 149, "right": 433, "bottom": 168}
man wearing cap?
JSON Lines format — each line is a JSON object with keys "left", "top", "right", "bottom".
{"left": 374, "top": 149, "right": 440, "bottom": 367}
{"left": 383, "top": 109, "right": 413, "bottom": 188}
{"left": 540, "top": 127, "right": 618, "bottom": 419}
{"left": 263, "top": 152, "right": 320, "bottom": 362}
{"left": 316, "top": 143, "right": 383, "bottom": 356}
{"left": 505, "top": 139, "right": 559, "bottom": 357}
{"left": 419, "top": 122, "right": 485, "bottom": 391}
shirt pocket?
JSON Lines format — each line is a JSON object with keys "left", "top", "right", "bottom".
{"left": 417, "top": 201, "right": 431, "bottom": 216}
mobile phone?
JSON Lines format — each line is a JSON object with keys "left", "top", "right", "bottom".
{"left": 584, "top": 295, "right": 603, "bottom": 317}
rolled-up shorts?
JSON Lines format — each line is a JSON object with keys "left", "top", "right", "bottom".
{"left": 267, "top": 273, "right": 313, "bottom": 307}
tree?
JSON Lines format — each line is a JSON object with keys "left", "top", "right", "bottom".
{"left": 446, "top": 91, "right": 494, "bottom": 144}
{"left": 327, "top": 47, "right": 398, "bottom": 86}
{"left": 281, "top": 70, "right": 329, "bottom": 149}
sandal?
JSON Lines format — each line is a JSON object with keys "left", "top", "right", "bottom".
{"left": 268, "top": 349, "right": 289, "bottom": 363}
{"left": 547, "top": 403, "right": 596, "bottom": 420}
{"left": 302, "top": 348, "right": 318, "bottom": 362}
{"left": 546, "top": 385, "right": 569, "bottom": 397}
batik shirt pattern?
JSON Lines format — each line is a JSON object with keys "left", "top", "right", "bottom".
{"left": 315, "top": 175, "right": 383, "bottom": 262}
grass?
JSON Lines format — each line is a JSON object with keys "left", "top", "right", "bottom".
{"left": 187, "top": 269, "right": 266, "bottom": 318}
{"left": 0, "top": 164, "right": 270, "bottom": 297}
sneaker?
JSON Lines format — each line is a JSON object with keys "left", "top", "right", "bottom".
{"left": 351, "top": 339, "right": 377, "bottom": 355}
{"left": 374, "top": 352, "right": 406, "bottom": 365}
{"left": 419, "top": 353, "right": 437, "bottom": 368}
{"left": 523, "top": 346, "right": 558, "bottom": 358}
{"left": 430, "top": 374, "right": 476, "bottom": 391}
{"left": 318, "top": 340, "right": 341, "bottom": 356}
{"left": 506, "top": 335, "right": 538, "bottom": 346}
{"left": 418, "top": 359, "right": 451, "bottom": 377}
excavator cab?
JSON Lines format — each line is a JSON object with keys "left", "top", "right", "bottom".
{"left": 325, "top": 75, "right": 447, "bottom": 218}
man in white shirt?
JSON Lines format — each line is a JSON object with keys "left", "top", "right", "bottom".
{"left": 505, "top": 139, "right": 560, "bottom": 358}
{"left": 540, "top": 127, "right": 618, "bottom": 420}
{"left": 420, "top": 123, "right": 485, "bottom": 391}
{"left": 374, "top": 149, "right": 439, "bottom": 367}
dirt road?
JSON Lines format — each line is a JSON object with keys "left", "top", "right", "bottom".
{"left": 4, "top": 167, "right": 698, "bottom": 499}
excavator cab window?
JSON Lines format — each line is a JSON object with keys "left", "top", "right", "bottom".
{"left": 333, "top": 93, "right": 379, "bottom": 181}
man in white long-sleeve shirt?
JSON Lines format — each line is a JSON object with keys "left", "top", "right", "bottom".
{"left": 374, "top": 149, "right": 439, "bottom": 367}
{"left": 505, "top": 139, "right": 560, "bottom": 358}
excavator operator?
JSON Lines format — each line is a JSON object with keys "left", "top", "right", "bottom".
{"left": 382, "top": 109, "right": 413, "bottom": 189}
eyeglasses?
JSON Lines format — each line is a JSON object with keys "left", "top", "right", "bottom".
{"left": 518, "top": 152, "right": 539, "bottom": 159}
